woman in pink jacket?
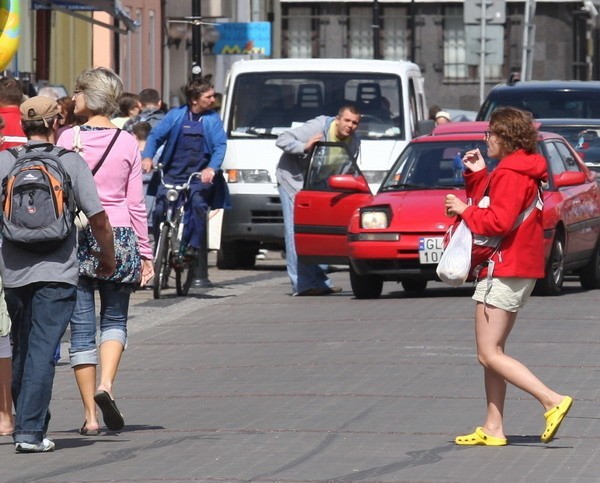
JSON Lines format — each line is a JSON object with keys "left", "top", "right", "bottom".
{"left": 445, "top": 107, "right": 572, "bottom": 446}
{"left": 58, "top": 67, "right": 153, "bottom": 435}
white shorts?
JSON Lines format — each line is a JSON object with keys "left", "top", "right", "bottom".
{"left": 0, "top": 335, "right": 11, "bottom": 359}
{"left": 472, "top": 277, "right": 536, "bottom": 312}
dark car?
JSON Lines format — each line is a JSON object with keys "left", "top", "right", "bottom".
{"left": 476, "top": 80, "right": 600, "bottom": 121}
{"left": 294, "top": 122, "right": 600, "bottom": 298}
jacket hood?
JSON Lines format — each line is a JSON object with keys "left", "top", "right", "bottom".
{"left": 496, "top": 149, "right": 547, "bottom": 182}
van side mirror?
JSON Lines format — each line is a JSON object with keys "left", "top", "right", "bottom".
{"left": 416, "top": 119, "right": 435, "bottom": 136}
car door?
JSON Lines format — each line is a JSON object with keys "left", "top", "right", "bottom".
{"left": 294, "top": 142, "right": 373, "bottom": 264}
{"left": 544, "top": 139, "right": 600, "bottom": 262}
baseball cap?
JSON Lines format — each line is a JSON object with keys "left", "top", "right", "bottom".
{"left": 435, "top": 110, "right": 451, "bottom": 121}
{"left": 20, "top": 96, "right": 60, "bottom": 125}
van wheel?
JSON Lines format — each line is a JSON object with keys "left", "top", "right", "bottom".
{"left": 349, "top": 265, "right": 383, "bottom": 299}
{"left": 401, "top": 280, "right": 428, "bottom": 293}
{"left": 535, "top": 235, "right": 565, "bottom": 295}
{"left": 579, "top": 242, "right": 600, "bottom": 290}
{"left": 217, "top": 241, "right": 257, "bottom": 269}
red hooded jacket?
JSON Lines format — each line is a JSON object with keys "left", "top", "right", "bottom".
{"left": 461, "top": 149, "right": 547, "bottom": 279}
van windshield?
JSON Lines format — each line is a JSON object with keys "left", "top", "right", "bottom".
{"left": 228, "top": 72, "right": 404, "bottom": 140}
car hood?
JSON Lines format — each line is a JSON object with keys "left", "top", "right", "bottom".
{"left": 366, "top": 190, "right": 466, "bottom": 233}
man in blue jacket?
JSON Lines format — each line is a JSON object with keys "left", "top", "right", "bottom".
{"left": 142, "top": 77, "right": 228, "bottom": 281}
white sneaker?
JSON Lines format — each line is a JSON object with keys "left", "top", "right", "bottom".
{"left": 15, "top": 437, "right": 55, "bottom": 453}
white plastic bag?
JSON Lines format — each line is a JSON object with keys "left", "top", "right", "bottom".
{"left": 436, "top": 220, "right": 473, "bottom": 287}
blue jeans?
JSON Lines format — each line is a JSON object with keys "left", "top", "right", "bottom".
{"left": 278, "top": 185, "right": 331, "bottom": 294}
{"left": 69, "top": 278, "right": 130, "bottom": 367}
{"left": 5, "top": 282, "right": 77, "bottom": 444}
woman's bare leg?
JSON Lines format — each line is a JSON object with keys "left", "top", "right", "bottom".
{"left": 73, "top": 364, "right": 99, "bottom": 431}
{"left": 97, "top": 340, "right": 124, "bottom": 396}
{"left": 475, "top": 302, "right": 566, "bottom": 437}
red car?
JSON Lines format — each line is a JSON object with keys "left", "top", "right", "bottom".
{"left": 294, "top": 122, "right": 600, "bottom": 298}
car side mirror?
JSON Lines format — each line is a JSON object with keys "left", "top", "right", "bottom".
{"left": 554, "top": 171, "right": 586, "bottom": 188}
{"left": 328, "top": 174, "right": 371, "bottom": 193}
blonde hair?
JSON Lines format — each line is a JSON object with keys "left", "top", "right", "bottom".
{"left": 74, "top": 67, "right": 123, "bottom": 117}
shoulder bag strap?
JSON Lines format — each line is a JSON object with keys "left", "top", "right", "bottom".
{"left": 91, "top": 129, "right": 121, "bottom": 176}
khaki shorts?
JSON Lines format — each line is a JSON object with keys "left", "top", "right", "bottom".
{"left": 472, "top": 277, "right": 536, "bottom": 312}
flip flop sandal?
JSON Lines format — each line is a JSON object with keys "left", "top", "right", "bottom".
{"left": 79, "top": 421, "right": 100, "bottom": 436}
{"left": 541, "top": 396, "right": 573, "bottom": 443}
{"left": 94, "top": 390, "right": 125, "bottom": 431}
{"left": 455, "top": 427, "right": 507, "bottom": 446}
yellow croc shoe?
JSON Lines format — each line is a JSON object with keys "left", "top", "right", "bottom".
{"left": 541, "top": 396, "right": 573, "bottom": 443}
{"left": 455, "top": 427, "right": 507, "bottom": 446}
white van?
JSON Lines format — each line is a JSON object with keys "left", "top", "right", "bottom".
{"left": 217, "top": 58, "right": 429, "bottom": 269}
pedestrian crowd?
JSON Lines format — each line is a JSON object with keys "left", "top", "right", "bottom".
{"left": 0, "top": 68, "right": 226, "bottom": 452}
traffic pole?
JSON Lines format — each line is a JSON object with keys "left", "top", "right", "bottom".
{"left": 191, "top": 210, "right": 213, "bottom": 288}
{"left": 189, "top": 0, "right": 212, "bottom": 288}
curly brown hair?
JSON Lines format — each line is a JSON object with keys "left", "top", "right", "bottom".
{"left": 489, "top": 107, "right": 538, "bottom": 155}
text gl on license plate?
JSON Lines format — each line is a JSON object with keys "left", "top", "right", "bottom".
{"left": 419, "top": 237, "right": 444, "bottom": 264}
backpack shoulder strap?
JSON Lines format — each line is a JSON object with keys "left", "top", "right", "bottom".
{"left": 7, "top": 147, "right": 21, "bottom": 159}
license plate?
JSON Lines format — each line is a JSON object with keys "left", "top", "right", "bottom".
{"left": 419, "top": 237, "right": 444, "bottom": 264}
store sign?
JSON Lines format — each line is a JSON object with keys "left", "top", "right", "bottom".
{"left": 213, "top": 22, "right": 271, "bottom": 56}
{"left": 32, "top": 0, "right": 98, "bottom": 10}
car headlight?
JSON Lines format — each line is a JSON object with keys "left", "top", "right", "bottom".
{"left": 227, "top": 169, "right": 271, "bottom": 183}
{"left": 360, "top": 206, "right": 391, "bottom": 229}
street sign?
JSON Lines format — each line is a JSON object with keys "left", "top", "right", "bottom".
{"left": 464, "top": 0, "right": 506, "bottom": 25}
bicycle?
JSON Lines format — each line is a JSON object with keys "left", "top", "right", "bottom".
{"left": 152, "top": 167, "right": 201, "bottom": 299}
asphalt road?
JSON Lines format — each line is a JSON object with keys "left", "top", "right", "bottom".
{"left": 0, "top": 251, "right": 598, "bottom": 482}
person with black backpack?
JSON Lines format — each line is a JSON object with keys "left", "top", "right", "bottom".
{"left": 0, "top": 96, "right": 116, "bottom": 453}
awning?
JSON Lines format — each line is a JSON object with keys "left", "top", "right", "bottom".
{"left": 31, "top": 0, "right": 140, "bottom": 34}
{"left": 279, "top": 1, "right": 583, "bottom": 3}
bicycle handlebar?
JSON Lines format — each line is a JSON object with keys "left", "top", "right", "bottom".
{"left": 157, "top": 168, "right": 203, "bottom": 191}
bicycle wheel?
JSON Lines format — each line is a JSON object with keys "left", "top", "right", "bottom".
{"left": 153, "top": 224, "right": 171, "bottom": 299}
{"left": 176, "top": 260, "right": 194, "bottom": 296}
{"left": 174, "top": 208, "right": 194, "bottom": 296}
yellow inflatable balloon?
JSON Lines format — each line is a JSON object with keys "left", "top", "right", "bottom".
{"left": 0, "top": 0, "right": 20, "bottom": 71}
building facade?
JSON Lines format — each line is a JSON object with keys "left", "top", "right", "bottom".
{"left": 3, "top": 1, "right": 598, "bottom": 111}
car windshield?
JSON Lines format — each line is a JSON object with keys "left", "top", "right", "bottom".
{"left": 228, "top": 72, "right": 404, "bottom": 140}
{"left": 380, "top": 140, "right": 496, "bottom": 191}
{"left": 480, "top": 90, "right": 600, "bottom": 120}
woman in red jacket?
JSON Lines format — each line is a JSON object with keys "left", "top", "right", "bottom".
{"left": 444, "top": 107, "right": 572, "bottom": 446}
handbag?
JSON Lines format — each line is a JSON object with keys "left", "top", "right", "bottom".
{"left": 78, "top": 226, "right": 141, "bottom": 284}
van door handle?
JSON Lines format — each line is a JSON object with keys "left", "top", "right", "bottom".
{"left": 298, "top": 201, "right": 311, "bottom": 208}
